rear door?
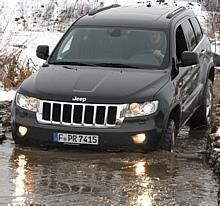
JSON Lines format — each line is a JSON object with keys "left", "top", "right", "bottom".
{"left": 174, "top": 19, "right": 200, "bottom": 123}
{"left": 181, "top": 19, "right": 202, "bottom": 113}
{"left": 189, "top": 17, "right": 211, "bottom": 101}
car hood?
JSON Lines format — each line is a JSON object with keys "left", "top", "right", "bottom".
{"left": 19, "top": 65, "right": 170, "bottom": 103}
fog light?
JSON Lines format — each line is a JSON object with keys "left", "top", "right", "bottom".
{"left": 18, "top": 126, "right": 28, "bottom": 136}
{"left": 132, "top": 133, "right": 146, "bottom": 144}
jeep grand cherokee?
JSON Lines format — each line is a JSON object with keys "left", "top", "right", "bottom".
{"left": 11, "top": 5, "right": 215, "bottom": 152}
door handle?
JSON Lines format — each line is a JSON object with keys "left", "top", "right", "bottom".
{"left": 201, "top": 49, "right": 206, "bottom": 54}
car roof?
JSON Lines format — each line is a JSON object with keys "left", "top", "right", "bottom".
{"left": 75, "top": 5, "right": 193, "bottom": 29}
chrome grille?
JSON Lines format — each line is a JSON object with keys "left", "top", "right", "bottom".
{"left": 36, "top": 100, "right": 127, "bottom": 128}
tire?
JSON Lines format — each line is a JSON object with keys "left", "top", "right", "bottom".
{"left": 189, "top": 79, "right": 213, "bottom": 129}
{"left": 161, "top": 119, "right": 176, "bottom": 152}
{"left": 12, "top": 132, "right": 21, "bottom": 144}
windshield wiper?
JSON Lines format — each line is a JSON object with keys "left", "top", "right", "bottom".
{"left": 49, "top": 61, "right": 97, "bottom": 67}
{"left": 94, "top": 63, "right": 142, "bottom": 69}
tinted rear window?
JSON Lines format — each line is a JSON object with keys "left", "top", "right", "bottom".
{"left": 190, "top": 17, "right": 203, "bottom": 43}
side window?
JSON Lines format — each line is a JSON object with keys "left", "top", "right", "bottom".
{"left": 176, "top": 25, "right": 188, "bottom": 61}
{"left": 196, "top": 18, "right": 203, "bottom": 35}
{"left": 181, "top": 20, "right": 197, "bottom": 50}
{"left": 189, "top": 17, "right": 203, "bottom": 43}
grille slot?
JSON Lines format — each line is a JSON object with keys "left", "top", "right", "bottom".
{"left": 84, "top": 106, "right": 94, "bottom": 124}
{"left": 73, "top": 105, "right": 83, "bottom": 123}
{"left": 37, "top": 101, "right": 125, "bottom": 128}
{"left": 63, "top": 104, "right": 72, "bottom": 123}
{"left": 107, "top": 106, "right": 117, "bottom": 124}
{"left": 52, "top": 103, "right": 61, "bottom": 122}
{"left": 95, "top": 106, "right": 106, "bottom": 124}
{"left": 42, "top": 102, "right": 50, "bottom": 121}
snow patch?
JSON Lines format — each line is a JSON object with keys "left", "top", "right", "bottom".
{"left": 0, "top": 89, "right": 16, "bottom": 102}
{"left": 0, "top": 81, "right": 16, "bottom": 102}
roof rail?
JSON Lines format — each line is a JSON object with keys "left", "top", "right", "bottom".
{"left": 88, "top": 4, "right": 121, "bottom": 16}
{"left": 166, "top": 7, "right": 186, "bottom": 19}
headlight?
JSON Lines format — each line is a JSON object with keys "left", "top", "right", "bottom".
{"left": 125, "top": 101, "right": 159, "bottom": 117}
{"left": 16, "top": 93, "right": 39, "bottom": 112}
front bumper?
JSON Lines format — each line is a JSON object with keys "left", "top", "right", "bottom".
{"left": 12, "top": 106, "right": 165, "bottom": 152}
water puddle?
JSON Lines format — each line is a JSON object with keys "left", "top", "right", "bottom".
{"left": 0, "top": 127, "right": 218, "bottom": 205}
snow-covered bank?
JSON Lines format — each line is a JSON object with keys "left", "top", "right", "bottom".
{"left": 1, "top": 31, "right": 63, "bottom": 67}
{"left": 0, "top": 82, "right": 16, "bottom": 102}
{"left": 0, "top": 90, "right": 16, "bottom": 102}
{"left": 0, "top": 31, "right": 62, "bottom": 102}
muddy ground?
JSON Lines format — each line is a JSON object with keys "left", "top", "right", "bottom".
{"left": 1, "top": 72, "right": 220, "bottom": 205}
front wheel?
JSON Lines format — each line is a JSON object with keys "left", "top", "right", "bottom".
{"left": 161, "top": 119, "right": 176, "bottom": 152}
{"left": 189, "top": 79, "right": 213, "bottom": 129}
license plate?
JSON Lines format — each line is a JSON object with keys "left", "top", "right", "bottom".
{"left": 53, "top": 132, "right": 99, "bottom": 145}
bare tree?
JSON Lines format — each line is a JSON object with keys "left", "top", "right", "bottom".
{"left": 201, "top": 0, "right": 220, "bottom": 52}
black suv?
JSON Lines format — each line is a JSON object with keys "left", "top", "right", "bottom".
{"left": 12, "top": 5, "right": 215, "bottom": 152}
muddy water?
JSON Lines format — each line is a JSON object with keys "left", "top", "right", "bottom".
{"left": 0, "top": 127, "right": 219, "bottom": 206}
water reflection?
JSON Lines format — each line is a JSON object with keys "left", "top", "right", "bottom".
{"left": 134, "top": 161, "right": 147, "bottom": 176}
{"left": 12, "top": 154, "right": 27, "bottom": 205}
{"left": 136, "top": 192, "right": 153, "bottom": 206}
{"left": 132, "top": 161, "right": 154, "bottom": 206}
{"left": 5, "top": 146, "right": 218, "bottom": 206}
{"left": 11, "top": 152, "right": 35, "bottom": 205}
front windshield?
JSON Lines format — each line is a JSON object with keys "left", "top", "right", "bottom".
{"left": 49, "top": 26, "right": 169, "bottom": 69}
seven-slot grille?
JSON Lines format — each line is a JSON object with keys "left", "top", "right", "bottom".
{"left": 36, "top": 100, "right": 126, "bottom": 128}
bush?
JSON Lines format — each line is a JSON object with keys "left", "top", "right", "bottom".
{"left": 0, "top": 50, "right": 37, "bottom": 91}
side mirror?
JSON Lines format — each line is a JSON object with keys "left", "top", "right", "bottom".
{"left": 36, "top": 45, "right": 49, "bottom": 60}
{"left": 213, "top": 53, "right": 220, "bottom": 66}
{"left": 178, "top": 51, "right": 199, "bottom": 67}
